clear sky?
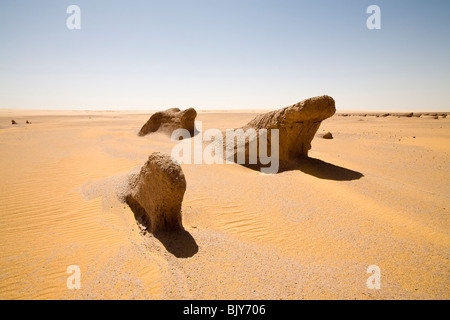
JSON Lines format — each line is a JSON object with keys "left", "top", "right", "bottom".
{"left": 0, "top": 0, "right": 449, "bottom": 111}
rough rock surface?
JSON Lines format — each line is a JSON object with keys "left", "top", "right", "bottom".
{"left": 126, "top": 152, "right": 186, "bottom": 233}
{"left": 224, "top": 95, "right": 336, "bottom": 171}
{"left": 138, "top": 108, "right": 197, "bottom": 137}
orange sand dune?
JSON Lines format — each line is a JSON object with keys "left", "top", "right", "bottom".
{"left": 0, "top": 110, "right": 449, "bottom": 299}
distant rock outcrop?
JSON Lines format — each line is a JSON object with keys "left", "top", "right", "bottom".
{"left": 125, "top": 152, "right": 186, "bottom": 233}
{"left": 224, "top": 95, "right": 336, "bottom": 171}
{"left": 11, "top": 120, "right": 17, "bottom": 125}
{"left": 394, "top": 112, "right": 414, "bottom": 118}
{"left": 138, "top": 108, "right": 197, "bottom": 137}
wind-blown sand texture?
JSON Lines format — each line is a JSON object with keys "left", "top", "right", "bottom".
{"left": 0, "top": 109, "right": 449, "bottom": 299}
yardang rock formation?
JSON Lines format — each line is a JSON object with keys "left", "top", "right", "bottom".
{"left": 225, "top": 95, "right": 336, "bottom": 171}
{"left": 138, "top": 108, "right": 197, "bottom": 137}
{"left": 125, "top": 152, "right": 186, "bottom": 233}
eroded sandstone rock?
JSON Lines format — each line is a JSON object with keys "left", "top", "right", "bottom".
{"left": 224, "top": 95, "right": 336, "bottom": 171}
{"left": 138, "top": 108, "right": 197, "bottom": 137}
{"left": 126, "top": 152, "right": 186, "bottom": 233}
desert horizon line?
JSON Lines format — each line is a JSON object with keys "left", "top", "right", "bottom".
{"left": 1, "top": 107, "right": 449, "bottom": 113}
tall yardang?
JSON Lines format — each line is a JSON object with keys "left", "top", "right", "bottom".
{"left": 225, "top": 95, "right": 336, "bottom": 171}
{"left": 138, "top": 108, "right": 197, "bottom": 137}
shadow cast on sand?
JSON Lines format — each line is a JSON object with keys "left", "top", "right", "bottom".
{"left": 243, "top": 157, "right": 364, "bottom": 181}
{"left": 153, "top": 230, "right": 198, "bottom": 258}
{"left": 127, "top": 199, "right": 198, "bottom": 258}
{"left": 294, "top": 157, "right": 364, "bottom": 181}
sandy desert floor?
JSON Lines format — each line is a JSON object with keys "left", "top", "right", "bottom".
{"left": 0, "top": 109, "right": 448, "bottom": 299}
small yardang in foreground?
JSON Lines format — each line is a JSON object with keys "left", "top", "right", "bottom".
{"left": 125, "top": 152, "right": 186, "bottom": 233}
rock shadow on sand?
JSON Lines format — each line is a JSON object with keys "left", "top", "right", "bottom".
{"left": 127, "top": 199, "right": 198, "bottom": 258}
{"left": 153, "top": 230, "right": 198, "bottom": 258}
{"left": 242, "top": 158, "right": 364, "bottom": 180}
{"left": 294, "top": 157, "right": 364, "bottom": 181}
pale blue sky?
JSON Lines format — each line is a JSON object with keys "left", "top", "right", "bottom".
{"left": 0, "top": 0, "right": 449, "bottom": 111}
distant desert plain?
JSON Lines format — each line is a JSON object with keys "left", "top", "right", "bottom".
{"left": 0, "top": 106, "right": 449, "bottom": 299}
